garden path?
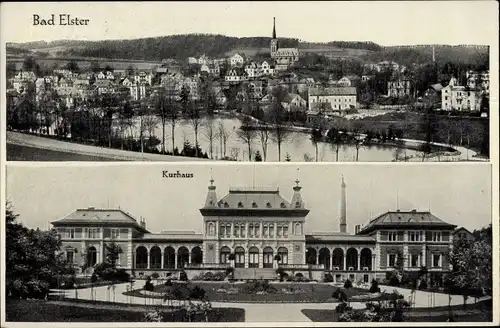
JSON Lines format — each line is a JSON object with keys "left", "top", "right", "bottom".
{"left": 53, "top": 282, "right": 491, "bottom": 322}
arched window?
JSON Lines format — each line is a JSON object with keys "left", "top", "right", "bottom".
{"left": 266, "top": 202, "right": 272, "bottom": 208}
{"left": 252, "top": 202, "right": 258, "bottom": 208}
{"left": 224, "top": 202, "right": 229, "bottom": 208}
{"left": 280, "top": 202, "right": 286, "bottom": 208}
{"left": 294, "top": 223, "right": 302, "bottom": 236}
{"left": 238, "top": 202, "right": 244, "bottom": 208}
{"left": 234, "top": 224, "right": 239, "bottom": 237}
{"left": 248, "top": 223, "right": 254, "bottom": 237}
{"left": 295, "top": 201, "right": 301, "bottom": 208}
{"left": 208, "top": 222, "right": 215, "bottom": 235}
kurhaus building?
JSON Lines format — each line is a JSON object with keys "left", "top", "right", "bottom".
{"left": 52, "top": 178, "right": 457, "bottom": 283}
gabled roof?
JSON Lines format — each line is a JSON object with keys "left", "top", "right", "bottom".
{"left": 94, "top": 79, "right": 115, "bottom": 88}
{"left": 359, "top": 210, "right": 456, "bottom": 234}
{"left": 429, "top": 83, "right": 443, "bottom": 92}
{"left": 51, "top": 208, "right": 149, "bottom": 233}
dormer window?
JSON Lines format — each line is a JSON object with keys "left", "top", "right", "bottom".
{"left": 238, "top": 202, "right": 244, "bottom": 208}
{"left": 280, "top": 202, "right": 287, "bottom": 208}
{"left": 224, "top": 202, "right": 229, "bottom": 208}
{"left": 266, "top": 202, "right": 272, "bottom": 208}
{"left": 252, "top": 202, "right": 258, "bottom": 208}
{"left": 295, "top": 201, "right": 301, "bottom": 208}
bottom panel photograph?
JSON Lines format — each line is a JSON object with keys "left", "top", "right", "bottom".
{"left": 4, "top": 163, "right": 493, "bottom": 324}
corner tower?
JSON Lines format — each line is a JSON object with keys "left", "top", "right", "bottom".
{"left": 270, "top": 17, "right": 279, "bottom": 58}
{"left": 204, "top": 177, "right": 217, "bottom": 207}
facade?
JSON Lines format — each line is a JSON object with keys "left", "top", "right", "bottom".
{"left": 441, "top": 77, "right": 482, "bottom": 111}
{"left": 308, "top": 87, "right": 357, "bottom": 111}
{"left": 53, "top": 178, "right": 456, "bottom": 283}
{"left": 230, "top": 54, "right": 245, "bottom": 67}
{"left": 387, "top": 80, "right": 411, "bottom": 98}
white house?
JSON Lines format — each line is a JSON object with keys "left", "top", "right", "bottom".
{"left": 441, "top": 77, "right": 482, "bottom": 111}
{"left": 308, "top": 87, "right": 357, "bottom": 111}
{"left": 225, "top": 68, "right": 247, "bottom": 82}
{"left": 230, "top": 53, "right": 245, "bottom": 67}
{"left": 282, "top": 93, "right": 307, "bottom": 111}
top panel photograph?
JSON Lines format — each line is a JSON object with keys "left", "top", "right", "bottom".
{"left": 3, "top": 1, "right": 493, "bottom": 162}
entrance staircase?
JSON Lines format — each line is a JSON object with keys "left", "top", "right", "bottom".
{"left": 233, "top": 268, "right": 276, "bottom": 280}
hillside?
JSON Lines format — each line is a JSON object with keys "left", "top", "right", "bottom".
{"left": 7, "top": 35, "right": 489, "bottom": 67}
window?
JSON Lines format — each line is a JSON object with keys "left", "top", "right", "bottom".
{"left": 110, "top": 228, "right": 120, "bottom": 239}
{"left": 294, "top": 223, "right": 301, "bottom": 236}
{"left": 277, "top": 225, "right": 283, "bottom": 237}
{"left": 254, "top": 224, "right": 260, "bottom": 237}
{"left": 432, "top": 231, "right": 442, "bottom": 242}
{"left": 388, "top": 254, "right": 396, "bottom": 267}
{"left": 234, "top": 224, "right": 239, "bottom": 237}
{"left": 269, "top": 225, "right": 274, "bottom": 238}
{"left": 220, "top": 225, "right": 225, "bottom": 237}
{"left": 248, "top": 224, "right": 253, "bottom": 237}
{"left": 266, "top": 202, "right": 272, "bottom": 208}
{"left": 252, "top": 202, "right": 258, "bottom": 208}
{"left": 409, "top": 231, "right": 422, "bottom": 242}
{"left": 238, "top": 202, "right": 244, "bottom": 208}
{"left": 208, "top": 223, "right": 215, "bottom": 236}
{"left": 280, "top": 202, "right": 286, "bottom": 208}
{"left": 66, "top": 249, "right": 74, "bottom": 263}
{"left": 240, "top": 225, "right": 245, "bottom": 238}
{"left": 283, "top": 225, "right": 289, "bottom": 237}
{"left": 88, "top": 228, "right": 99, "bottom": 239}
{"left": 263, "top": 225, "right": 268, "bottom": 237}
{"left": 295, "top": 201, "right": 301, "bottom": 208}
{"left": 411, "top": 254, "right": 420, "bottom": 267}
{"left": 388, "top": 231, "right": 397, "bottom": 241}
{"left": 66, "top": 228, "right": 75, "bottom": 239}
{"left": 432, "top": 254, "right": 441, "bottom": 267}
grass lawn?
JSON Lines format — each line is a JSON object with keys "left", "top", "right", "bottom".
{"left": 126, "top": 282, "right": 389, "bottom": 303}
{"left": 5, "top": 299, "right": 245, "bottom": 322}
{"left": 301, "top": 300, "right": 493, "bottom": 322}
{"left": 7, "top": 144, "right": 123, "bottom": 161}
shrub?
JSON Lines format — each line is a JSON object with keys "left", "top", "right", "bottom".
{"left": 369, "top": 279, "right": 379, "bottom": 293}
{"left": 389, "top": 275, "right": 400, "bottom": 286}
{"left": 324, "top": 273, "right": 334, "bottom": 283}
{"left": 144, "top": 279, "right": 154, "bottom": 292}
{"left": 203, "top": 272, "right": 214, "bottom": 281}
{"left": 335, "top": 302, "right": 351, "bottom": 314}
{"left": 418, "top": 279, "right": 428, "bottom": 290}
{"left": 91, "top": 273, "right": 98, "bottom": 283}
{"left": 189, "top": 286, "right": 206, "bottom": 300}
{"left": 179, "top": 271, "right": 188, "bottom": 281}
{"left": 344, "top": 279, "right": 352, "bottom": 289}
{"left": 151, "top": 272, "right": 159, "bottom": 279}
{"left": 212, "top": 271, "right": 226, "bottom": 281}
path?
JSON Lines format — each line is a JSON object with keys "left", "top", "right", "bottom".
{"left": 6, "top": 131, "right": 208, "bottom": 162}
{"left": 52, "top": 282, "right": 490, "bottom": 322}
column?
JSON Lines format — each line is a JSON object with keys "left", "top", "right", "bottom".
{"left": 231, "top": 222, "right": 234, "bottom": 238}
{"left": 422, "top": 231, "right": 427, "bottom": 267}
{"left": 147, "top": 248, "right": 150, "bottom": 269}
{"left": 403, "top": 231, "right": 409, "bottom": 268}
{"left": 174, "top": 251, "right": 178, "bottom": 269}
{"left": 245, "top": 222, "right": 249, "bottom": 239}
{"left": 127, "top": 229, "right": 133, "bottom": 270}
{"left": 260, "top": 223, "right": 263, "bottom": 238}
{"left": 357, "top": 252, "right": 361, "bottom": 270}
{"left": 343, "top": 249, "right": 347, "bottom": 270}
{"left": 188, "top": 252, "right": 192, "bottom": 264}
{"left": 99, "top": 240, "right": 104, "bottom": 264}
{"left": 244, "top": 248, "right": 249, "bottom": 268}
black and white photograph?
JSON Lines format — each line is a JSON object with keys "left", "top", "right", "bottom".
{"left": 3, "top": 1, "right": 494, "bottom": 162}
{"left": 3, "top": 163, "right": 494, "bottom": 323}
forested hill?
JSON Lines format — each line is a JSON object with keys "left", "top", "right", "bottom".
{"left": 8, "top": 35, "right": 382, "bottom": 61}
{"left": 8, "top": 35, "right": 488, "bottom": 66}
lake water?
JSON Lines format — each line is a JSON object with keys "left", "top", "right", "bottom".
{"left": 123, "top": 116, "right": 419, "bottom": 162}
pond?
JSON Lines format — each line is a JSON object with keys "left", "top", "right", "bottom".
{"left": 122, "top": 116, "right": 420, "bottom": 162}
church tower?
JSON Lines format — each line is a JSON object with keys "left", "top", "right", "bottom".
{"left": 204, "top": 177, "right": 218, "bottom": 207}
{"left": 270, "top": 17, "right": 279, "bottom": 58}
{"left": 339, "top": 176, "right": 347, "bottom": 233}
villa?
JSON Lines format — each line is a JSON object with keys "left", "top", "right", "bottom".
{"left": 52, "top": 178, "right": 457, "bottom": 285}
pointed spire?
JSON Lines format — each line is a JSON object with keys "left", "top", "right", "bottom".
{"left": 272, "top": 17, "right": 276, "bottom": 39}
{"left": 205, "top": 171, "right": 217, "bottom": 207}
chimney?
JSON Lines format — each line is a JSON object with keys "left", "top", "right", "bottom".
{"left": 140, "top": 217, "right": 146, "bottom": 229}
{"left": 355, "top": 224, "right": 361, "bottom": 234}
{"left": 339, "top": 176, "right": 347, "bottom": 233}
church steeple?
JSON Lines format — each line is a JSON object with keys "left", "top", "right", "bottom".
{"left": 204, "top": 174, "right": 218, "bottom": 207}
{"left": 272, "top": 17, "right": 276, "bottom": 39}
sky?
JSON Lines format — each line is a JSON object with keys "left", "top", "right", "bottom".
{"left": 1, "top": 1, "right": 498, "bottom": 46}
{"left": 5, "top": 163, "right": 492, "bottom": 234}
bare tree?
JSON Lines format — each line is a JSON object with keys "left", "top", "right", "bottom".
{"left": 268, "top": 87, "right": 291, "bottom": 161}
{"left": 218, "top": 121, "right": 234, "bottom": 158}
{"left": 310, "top": 127, "right": 323, "bottom": 162}
{"left": 237, "top": 125, "right": 257, "bottom": 161}
{"left": 189, "top": 98, "right": 203, "bottom": 158}
{"left": 203, "top": 118, "right": 218, "bottom": 159}
{"left": 259, "top": 128, "right": 271, "bottom": 162}
{"left": 154, "top": 89, "right": 169, "bottom": 154}
{"left": 142, "top": 113, "right": 159, "bottom": 150}
{"left": 326, "top": 128, "right": 343, "bottom": 162}
{"left": 350, "top": 128, "right": 363, "bottom": 162}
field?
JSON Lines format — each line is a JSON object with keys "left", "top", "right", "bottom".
{"left": 6, "top": 144, "right": 123, "bottom": 161}
{"left": 5, "top": 299, "right": 245, "bottom": 322}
